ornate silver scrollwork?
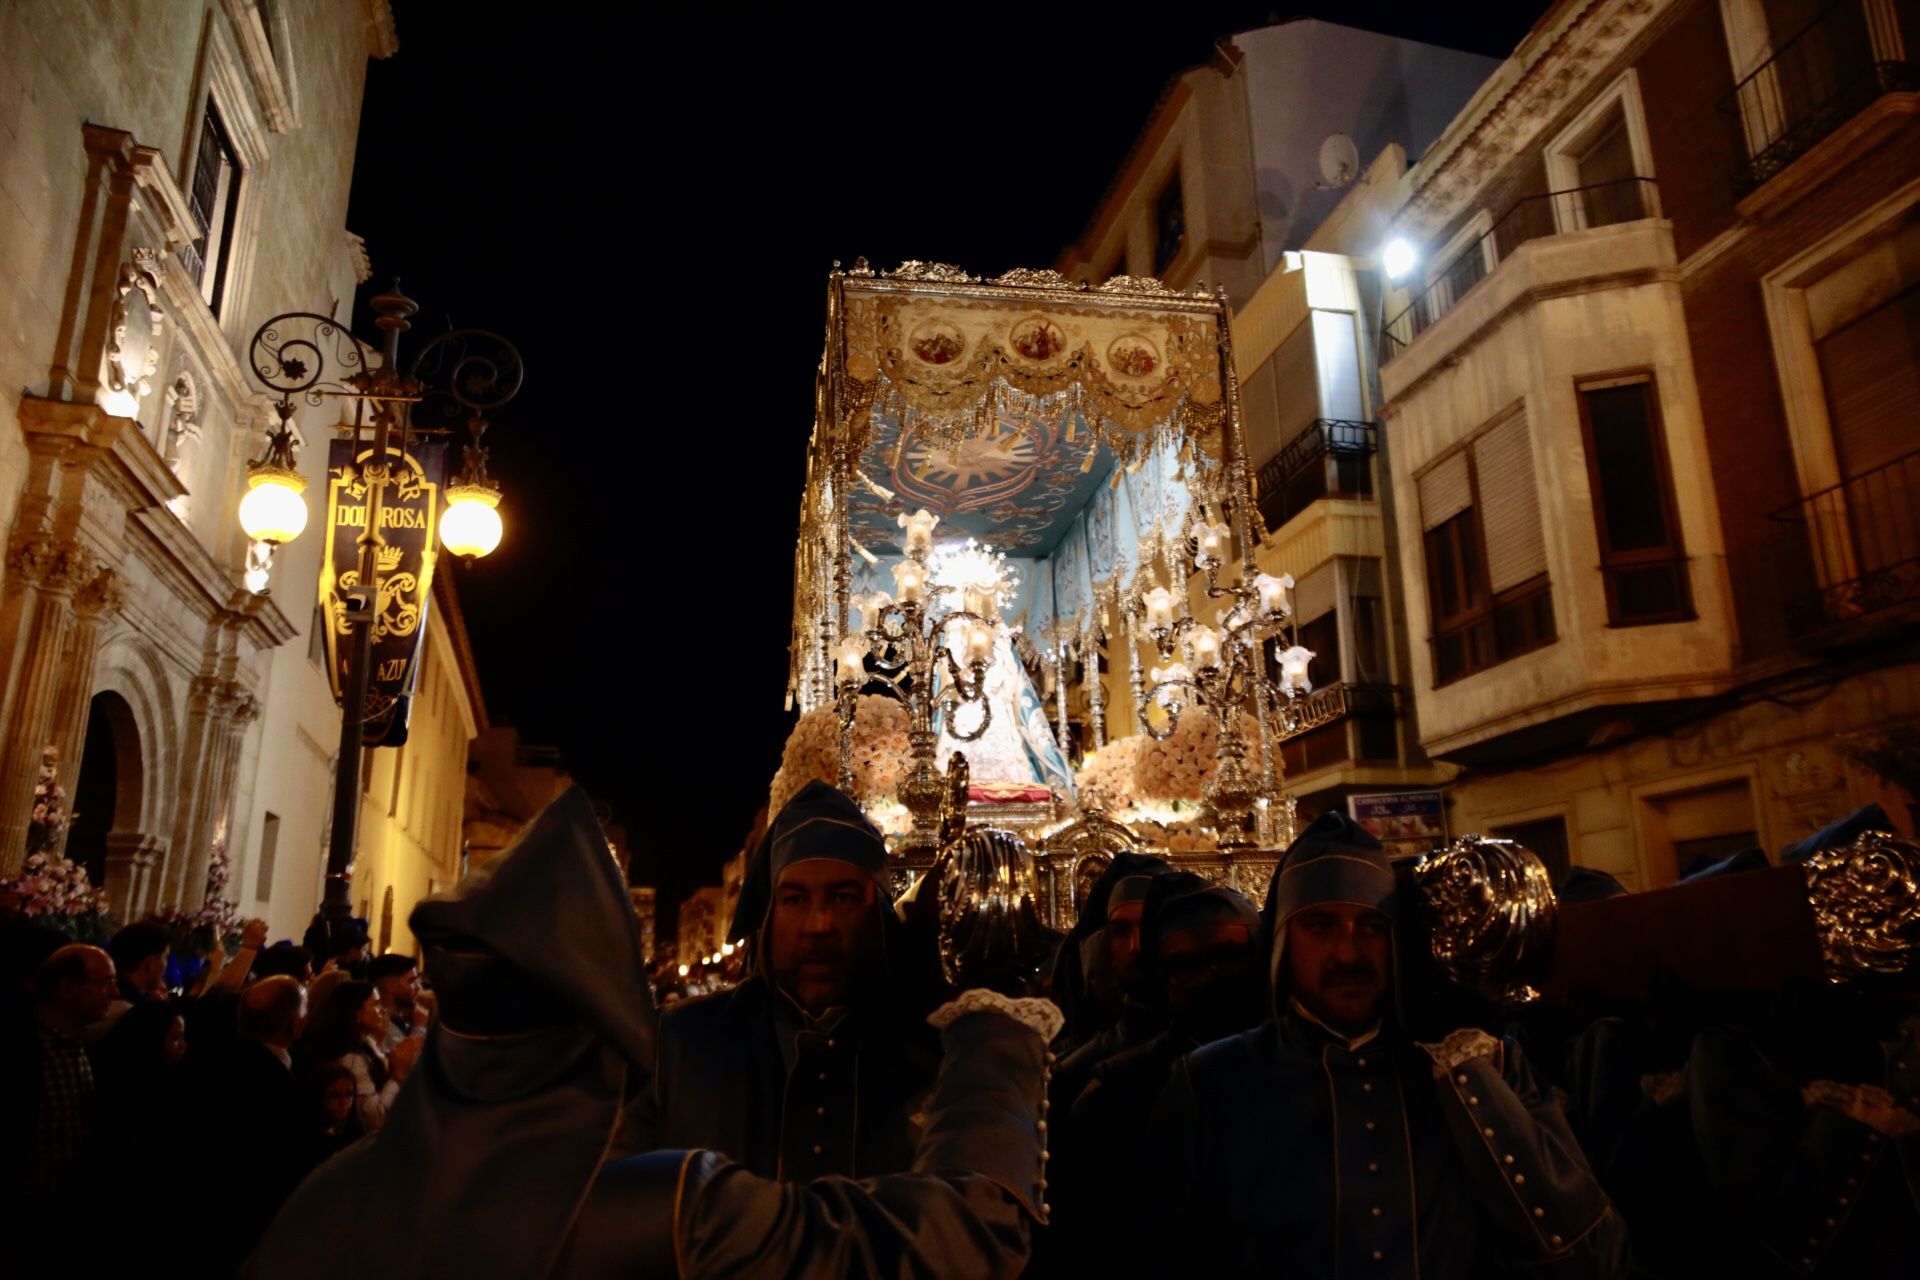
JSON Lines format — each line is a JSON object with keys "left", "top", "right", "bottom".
{"left": 932, "top": 827, "right": 1051, "bottom": 990}
{"left": 1803, "top": 830, "right": 1920, "bottom": 983}
{"left": 1411, "top": 835, "right": 1558, "bottom": 1006}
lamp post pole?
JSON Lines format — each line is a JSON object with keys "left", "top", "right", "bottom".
{"left": 243, "top": 284, "right": 520, "bottom": 944}
{"left": 320, "top": 284, "right": 418, "bottom": 926}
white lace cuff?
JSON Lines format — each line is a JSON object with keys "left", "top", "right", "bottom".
{"left": 929, "top": 990, "right": 1064, "bottom": 1042}
{"left": 1803, "top": 1079, "right": 1920, "bottom": 1137}
{"left": 1418, "top": 1027, "right": 1503, "bottom": 1072}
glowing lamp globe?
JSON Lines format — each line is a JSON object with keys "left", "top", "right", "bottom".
{"left": 237, "top": 467, "right": 308, "bottom": 545}
{"left": 441, "top": 484, "right": 504, "bottom": 559}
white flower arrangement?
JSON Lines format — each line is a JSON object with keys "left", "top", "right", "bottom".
{"left": 768, "top": 694, "right": 914, "bottom": 822}
{"left": 1131, "top": 710, "right": 1261, "bottom": 803}
{"left": 1072, "top": 736, "right": 1144, "bottom": 812}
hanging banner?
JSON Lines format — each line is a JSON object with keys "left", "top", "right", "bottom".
{"left": 319, "top": 438, "right": 448, "bottom": 748}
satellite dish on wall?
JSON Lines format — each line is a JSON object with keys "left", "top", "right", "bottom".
{"left": 1318, "top": 133, "right": 1360, "bottom": 188}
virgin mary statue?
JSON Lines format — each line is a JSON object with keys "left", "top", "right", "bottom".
{"left": 936, "top": 624, "right": 1075, "bottom": 801}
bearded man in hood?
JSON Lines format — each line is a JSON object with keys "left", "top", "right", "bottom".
{"left": 637, "top": 780, "right": 942, "bottom": 1181}
{"left": 1138, "top": 810, "right": 1632, "bottom": 1279}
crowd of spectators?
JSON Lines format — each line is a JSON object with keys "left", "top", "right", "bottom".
{"left": 0, "top": 910, "right": 431, "bottom": 1274}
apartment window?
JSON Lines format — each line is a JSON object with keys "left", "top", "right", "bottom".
{"left": 1154, "top": 168, "right": 1185, "bottom": 275}
{"left": 1642, "top": 775, "right": 1761, "bottom": 883}
{"left": 1577, "top": 376, "right": 1693, "bottom": 625}
{"left": 181, "top": 99, "right": 243, "bottom": 312}
{"left": 1418, "top": 413, "right": 1555, "bottom": 686}
{"left": 1491, "top": 816, "right": 1571, "bottom": 886}
{"left": 1423, "top": 211, "right": 1495, "bottom": 326}
{"left": 1546, "top": 72, "right": 1655, "bottom": 232}
{"left": 255, "top": 812, "right": 281, "bottom": 901}
{"left": 1817, "top": 282, "right": 1920, "bottom": 482}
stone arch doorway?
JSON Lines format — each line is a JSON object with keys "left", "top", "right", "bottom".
{"left": 67, "top": 692, "right": 144, "bottom": 888}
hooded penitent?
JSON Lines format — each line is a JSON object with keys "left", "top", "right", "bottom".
{"left": 728, "top": 778, "right": 893, "bottom": 942}
{"left": 1137, "top": 873, "right": 1263, "bottom": 1040}
{"left": 1261, "top": 809, "right": 1397, "bottom": 1021}
{"left": 1047, "top": 851, "right": 1171, "bottom": 1048}
{"left": 248, "top": 787, "right": 652, "bottom": 1280}
{"left": 647, "top": 779, "right": 940, "bottom": 1183}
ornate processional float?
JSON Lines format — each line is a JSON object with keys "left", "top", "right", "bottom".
{"left": 779, "top": 261, "right": 1316, "bottom": 922}
{"left": 768, "top": 261, "right": 1920, "bottom": 1007}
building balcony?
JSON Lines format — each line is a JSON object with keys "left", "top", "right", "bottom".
{"left": 1272, "top": 682, "right": 1410, "bottom": 781}
{"left": 1254, "top": 418, "right": 1376, "bottom": 533}
{"left": 1722, "top": 0, "right": 1919, "bottom": 198}
{"left": 1381, "top": 177, "right": 1660, "bottom": 364}
{"left": 1769, "top": 447, "right": 1920, "bottom": 639}
{"left": 1378, "top": 208, "right": 1741, "bottom": 767}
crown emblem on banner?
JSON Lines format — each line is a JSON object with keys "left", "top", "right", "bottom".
{"left": 375, "top": 545, "right": 405, "bottom": 574}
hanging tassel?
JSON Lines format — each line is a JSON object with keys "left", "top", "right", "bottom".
{"left": 1081, "top": 447, "right": 1097, "bottom": 474}
{"left": 862, "top": 473, "right": 896, "bottom": 502}
{"left": 850, "top": 538, "right": 878, "bottom": 564}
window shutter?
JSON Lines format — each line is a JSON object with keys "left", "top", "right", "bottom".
{"left": 1418, "top": 451, "right": 1472, "bottom": 530}
{"left": 1817, "top": 284, "right": 1920, "bottom": 480}
{"left": 1294, "top": 562, "right": 1336, "bottom": 624}
{"left": 1474, "top": 412, "right": 1549, "bottom": 592}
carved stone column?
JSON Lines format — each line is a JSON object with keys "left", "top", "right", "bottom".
{"left": 168, "top": 678, "right": 257, "bottom": 907}
{"left": 47, "top": 567, "right": 125, "bottom": 827}
{"left": 105, "top": 831, "right": 164, "bottom": 920}
{"left": 0, "top": 535, "right": 94, "bottom": 870}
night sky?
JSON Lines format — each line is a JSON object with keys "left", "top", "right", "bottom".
{"left": 345, "top": 4, "right": 1548, "bottom": 932}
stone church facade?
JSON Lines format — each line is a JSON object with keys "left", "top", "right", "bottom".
{"left": 0, "top": 1, "right": 400, "bottom": 923}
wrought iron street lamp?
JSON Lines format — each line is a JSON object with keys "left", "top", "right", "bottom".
{"left": 241, "top": 284, "right": 522, "bottom": 939}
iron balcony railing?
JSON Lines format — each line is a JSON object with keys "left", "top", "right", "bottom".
{"left": 1381, "top": 176, "right": 1660, "bottom": 359}
{"left": 1721, "top": 0, "right": 1918, "bottom": 195}
{"left": 1768, "top": 447, "right": 1920, "bottom": 628}
{"left": 1254, "top": 419, "right": 1376, "bottom": 532}
{"left": 1273, "top": 681, "right": 1400, "bottom": 742}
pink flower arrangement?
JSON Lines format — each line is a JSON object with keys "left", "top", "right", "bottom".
{"left": 769, "top": 694, "right": 914, "bottom": 818}
{"left": 0, "top": 852, "right": 111, "bottom": 938}
{"left": 154, "top": 829, "right": 241, "bottom": 954}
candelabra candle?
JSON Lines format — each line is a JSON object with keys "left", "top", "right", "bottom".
{"left": 961, "top": 620, "right": 996, "bottom": 667}
{"left": 1277, "top": 644, "right": 1316, "bottom": 694}
{"left": 1142, "top": 586, "right": 1179, "bottom": 632}
{"left": 1188, "top": 624, "right": 1224, "bottom": 670}
{"left": 1253, "top": 572, "right": 1294, "bottom": 619}
{"left": 898, "top": 507, "right": 940, "bottom": 554}
{"left": 833, "top": 635, "right": 869, "bottom": 687}
{"left": 892, "top": 558, "right": 930, "bottom": 603}
{"left": 856, "top": 590, "right": 893, "bottom": 635}
{"left": 1150, "top": 660, "right": 1192, "bottom": 686}
{"left": 1193, "top": 518, "right": 1232, "bottom": 565}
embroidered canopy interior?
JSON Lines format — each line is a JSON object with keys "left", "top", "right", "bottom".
{"left": 791, "top": 261, "right": 1257, "bottom": 712}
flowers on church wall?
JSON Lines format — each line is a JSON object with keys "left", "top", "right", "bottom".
{"left": 0, "top": 852, "right": 112, "bottom": 939}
